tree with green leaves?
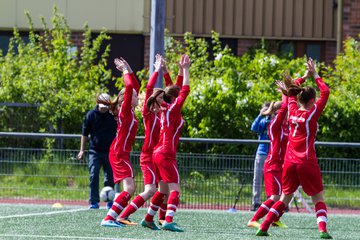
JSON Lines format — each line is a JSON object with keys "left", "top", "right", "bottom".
{"left": 0, "top": 7, "right": 112, "bottom": 134}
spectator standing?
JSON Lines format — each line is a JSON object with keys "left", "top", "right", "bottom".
{"left": 250, "top": 102, "right": 271, "bottom": 211}
{"left": 77, "top": 93, "right": 117, "bottom": 209}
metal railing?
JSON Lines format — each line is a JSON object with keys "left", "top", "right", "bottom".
{"left": 0, "top": 132, "right": 359, "bottom": 210}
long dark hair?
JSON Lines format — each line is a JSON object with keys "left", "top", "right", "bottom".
{"left": 163, "top": 85, "right": 180, "bottom": 103}
{"left": 146, "top": 88, "right": 165, "bottom": 113}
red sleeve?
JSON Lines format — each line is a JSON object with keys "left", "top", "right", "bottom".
{"left": 121, "top": 73, "right": 134, "bottom": 116}
{"left": 273, "top": 94, "right": 288, "bottom": 129}
{"left": 170, "top": 85, "right": 190, "bottom": 113}
{"left": 175, "top": 75, "right": 183, "bottom": 87}
{"left": 143, "top": 72, "right": 159, "bottom": 115}
{"left": 295, "top": 77, "right": 305, "bottom": 86}
{"left": 164, "top": 72, "right": 173, "bottom": 87}
{"left": 312, "top": 77, "right": 330, "bottom": 120}
{"left": 130, "top": 72, "right": 140, "bottom": 94}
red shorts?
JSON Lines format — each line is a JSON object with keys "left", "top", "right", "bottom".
{"left": 152, "top": 151, "right": 180, "bottom": 184}
{"left": 109, "top": 151, "right": 133, "bottom": 184}
{"left": 264, "top": 162, "right": 282, "bottom": 197}
{"left": 282, "top": 161, "right": 323, "bottom": 196}
{"left": 140, "top": 153, "right": 156, "bottom": 185}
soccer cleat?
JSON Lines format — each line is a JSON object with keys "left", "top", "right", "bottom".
{"left": 89, "top": 203, "right": 100, "bottom": 209}
{"left": 140, "top": 219, "right": 160, "bottom": 230}
{"left": 161, "top": 221, "right": 184, "bottom": 232}
{"left": 118, "top": 217, "right": 138, "bottom": 226}
{"left": 320, "top": 232, "right": 333, "bottom": 239}
{"left": 106, "top": 201, "right": 113, "bottom": 209}
{"left": 247, "top": 220, "right": 261, "bottom": 228}
{"left": 100, "top": 219, "right": 125, "bottom": 228}
{"left": 256, "top": 229, "right": 270, "bottom": 236}
{"left": 272, "top": 221, "right": 288, "bottom": 228}
{"left": 158, "top": 219, "right": 165, "bottom": 226}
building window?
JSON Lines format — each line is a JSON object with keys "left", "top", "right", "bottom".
{"left": 306, "top": 44, "right": 321, "bottom": 62}
{"left": 279, "top": 42, "right": 295, "bottom": 58}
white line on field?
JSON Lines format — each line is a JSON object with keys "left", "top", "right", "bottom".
{"left": 0, "top": 234, "right": 150, "bottom": 240}
{"left": 0, "top": 207, "right": 88, "bottom": 219}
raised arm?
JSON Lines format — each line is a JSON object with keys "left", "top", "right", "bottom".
{"left": 114, "top": 58, "right": 134, "bottom": 115}
{"left": 171, "top": 55, "right": 191, "bottom": 112}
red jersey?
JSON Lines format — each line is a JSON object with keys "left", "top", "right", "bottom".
{"left": 153, "top": 85, "right": 190, "bottom": 157}
{"left": 141, "top": 72, "right": 184, "bottom": 156}
{"left": 110, "top": 73, "right": 140, "bottom": 161}
{"left": 285, "top": 77, "right": 330, "bottom": 165}
{"left": 265, "top": 94, "right": 288, "bottom": 171}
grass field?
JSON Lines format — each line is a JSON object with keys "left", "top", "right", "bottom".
{"left": 0, "top": 204, "right": 358, "bottom": 240}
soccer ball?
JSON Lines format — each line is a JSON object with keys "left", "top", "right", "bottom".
{"left": 100, "top": 186, "right": 115, "bottom": 202}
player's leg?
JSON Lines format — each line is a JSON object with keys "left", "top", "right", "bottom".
{"left": 101, "top": 177, "right": 135, "bottom": 227}
{"left": 102, "top": 151, "right": 114, "bottom": 209}
{"left": 119, "top": 161, "right": 157, "bottom": 225}
{"left": 300, "top": 164, "right": 332, "bottom": 239}
{"left": 119, "top": 184, "right": 156, "bottom": 225}
{"left": 89, "top": 150, "right": 101, "bottom": 209}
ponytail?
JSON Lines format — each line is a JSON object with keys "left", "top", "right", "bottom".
{"left": 282, "top": 71, "right": 316, "bottom": 105}
{"left": 109, "top": 89, "right": 125, "bottom": 116}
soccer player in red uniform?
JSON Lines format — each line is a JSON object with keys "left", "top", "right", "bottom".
{"left": 248, "top": 77, "right": 306, "bottom": 228}
{"left": 247, "top": 83, "right": 289, "bottom": 228}
{"left": 141, "top": 54, "right": 190, "bottom": 232}
{"left": 256, "top": 59, "right": 332, "bottom": 239}
{"left": 100, "top": 58, "right": 140, "bottom": 228}
{"left": 118, "top": 55, "right": 183, "bottom": 227}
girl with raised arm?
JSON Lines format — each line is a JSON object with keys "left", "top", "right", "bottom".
{"left": 100, "top": 58, "right": 140, "bottom": 228}
{"left": 256, "top": 59, "right": 332, "bottom": 239}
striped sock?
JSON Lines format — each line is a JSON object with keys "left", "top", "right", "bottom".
{"left": 165, "top": 191, "right": 180, "bottom": 223}
{"left": 104, "top": 191, "right": 131, "bottom": 221}
{"left": 145, "top": 191, "right": 165, "bottom": 222}
{"left": 159, "top": 202, "right": 167, "bottom": 220}
{"left": 119, "top": 195, "right": 145, "bottom": 219}
{"left": 251, "top": 199, "right": 275, "bottom": 221}
{"left": 315, "top": 201, "right": 328, "bottom": 233}
{"left": 260, "top": 201, "right": 286, "bottom": 232}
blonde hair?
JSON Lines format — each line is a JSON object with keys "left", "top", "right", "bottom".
{"left": 262, "top": 101, "right": 282, "bottom": 116}
{"left": 109, "top": 89, "right": 126, "bottom": 116}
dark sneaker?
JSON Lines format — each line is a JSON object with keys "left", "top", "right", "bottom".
{"left": 162, "top": 221, "right": 184, "bottom": 232}
{"left": 140, "top": 219, "right": 160, "bottom": 230}
{"left": 158, "top": 219, "right": 165, "bottom": 226}
{"left": 89, "top": 203, "right": 99, "bottom": 209}
{"left": 250, "top": 203, "right": 261, "bottom": 211}
{"left": 256, "top": 229, "right": 270, "bottom": 236}
{"left": 320, "top": 232, "right": 333, "bottom": 239}
{"left": 106, "top": 201, "right": 113, "bottom": 209}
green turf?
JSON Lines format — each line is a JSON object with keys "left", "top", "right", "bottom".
{"left": 0, "top": 204, "right": 357, "bottom": 239}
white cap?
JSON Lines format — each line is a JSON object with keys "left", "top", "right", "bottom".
{"left": 98, "top": 104, "right": 109, "bottom": 109}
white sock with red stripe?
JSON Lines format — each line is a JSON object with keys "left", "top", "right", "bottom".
{"left": 315, "top": 201, "right": 328, "bottom": 233}
{"left": 165, "top": 191, "right": 180, "bottom": 223}
{"left": 119, "top": 194, "right": 145, "bottom": 219}
{"left": 145, "top": 191, "right": 165, "bottom": 222}
{"left": 104, "top": 191, "right": 131, "bottom": 221}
